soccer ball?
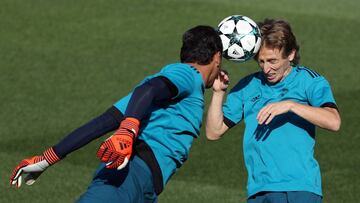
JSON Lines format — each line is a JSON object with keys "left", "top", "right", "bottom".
{"left": 217, "top": 15, "right": 262, "bottom": 63}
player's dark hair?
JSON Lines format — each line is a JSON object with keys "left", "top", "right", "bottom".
{"left": 180, "top": 25, "right": 222, "bottom": 65}
{"left": 255, "top": 18, "right": 300, "bottom": 65}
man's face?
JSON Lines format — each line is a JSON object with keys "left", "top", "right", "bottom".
{"left": 257, "top": 46, "right": 294, "bottom": 84}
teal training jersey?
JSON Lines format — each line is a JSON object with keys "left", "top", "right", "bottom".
{"left": 114, "top": 63, "right": 205, "bottom": 186}
{"left": 223, "top": 66, "right": 337, "bottom": 197}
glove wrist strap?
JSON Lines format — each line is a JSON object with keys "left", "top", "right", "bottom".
{"left": 120, "top": 117, "right": 140, "bottom": 138}
{"left": 43, "top": 147, "right": 60, "bottom": 165}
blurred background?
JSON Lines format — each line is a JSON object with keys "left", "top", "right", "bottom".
{"left": 0, "top": 0, "right": 359, "bottom": 202}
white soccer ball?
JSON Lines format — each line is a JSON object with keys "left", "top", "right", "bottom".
{"left": 218, "top": 15, "right": 262, "bottom": 63}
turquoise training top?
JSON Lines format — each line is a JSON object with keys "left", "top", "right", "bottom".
{"left": 223, "top": 66, "right": 337, "bottom": 197}
{"left": 114, "top": 63, "right": 205, "bottom": 186}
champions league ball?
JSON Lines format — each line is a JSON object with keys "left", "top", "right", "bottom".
{"left": 217, "top": 15, "right": 262, "bottom": 63}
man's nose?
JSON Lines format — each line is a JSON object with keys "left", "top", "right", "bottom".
{"left": 263, "top": 63, "right": 271, "bottom": 74}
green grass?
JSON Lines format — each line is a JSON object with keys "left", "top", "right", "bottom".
{"left": 0, "top": 0, "right": 359, "bottom": 202}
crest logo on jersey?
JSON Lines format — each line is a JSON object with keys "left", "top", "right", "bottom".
{"left": 251, "top": 94, "right": 261, "bottom": 103}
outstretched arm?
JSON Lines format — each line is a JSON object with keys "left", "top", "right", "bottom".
{"left": 55, "top": 76, "right": 177, "bottom": 159}
{"left": 53, "top": 107, "right": 123, "bottom": 158}
{"left": 10, "top": 107, "right": 122, "bottom": 188}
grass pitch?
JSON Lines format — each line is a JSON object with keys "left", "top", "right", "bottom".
{"left": 0, "top": 0, "right": 359, "bottom": 202}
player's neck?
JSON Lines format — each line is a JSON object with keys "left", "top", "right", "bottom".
{"left": 281, "top": 66, "right": 292, "bottom": 82}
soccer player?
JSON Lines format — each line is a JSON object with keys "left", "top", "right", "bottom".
{"left": 10, "top": 25, "right": 223, "bottom": 202}
{"left": 206, "top": 18, "right": 341, "bottom": 203}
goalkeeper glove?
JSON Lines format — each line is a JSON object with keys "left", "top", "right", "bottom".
{"left": 10, "top": 147, "right": 60, "bottom": 188}
{"left": 96, "top": 117, "right": 140, "bottom": 170}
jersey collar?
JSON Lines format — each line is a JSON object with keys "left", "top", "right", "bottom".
{"left": 187, "top": 64, "right": 205, "bottom": 94}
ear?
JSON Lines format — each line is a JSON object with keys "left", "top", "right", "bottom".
{"left": 288, "top": 49, "right": 296, "bottom": 61}
{"left": 213, "top": 51, "right": 222, "bottom": 65}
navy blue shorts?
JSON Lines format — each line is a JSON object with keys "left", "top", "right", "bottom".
{"left": 76, "top": 156, "right": 157, "bottom": 203}
{"left": 248, "top": 191, "right": 322, "bottom": 203}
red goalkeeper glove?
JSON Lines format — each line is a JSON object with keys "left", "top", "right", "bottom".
{"left": 10, "top": 148, "right": 60, "bottom": 188}
{"left": 96, "top": 117, "right": 140, "bottom": 170}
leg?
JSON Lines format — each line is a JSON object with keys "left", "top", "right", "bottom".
{"left": 248, "top": 192, "right": 288, "bottom": 203}
{"left": 287, "top": 191, "right": 322, "bottom": 203}
{"left": 77, "top": 156, "right": 157, "bottom": 203}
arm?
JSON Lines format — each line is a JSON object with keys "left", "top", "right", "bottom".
{"left": 205, "top": 70, "right": 230, "bottom": 140}
{"left": 96, "top": 76, "right": 178, "bottom": 169}
{"left": 206, "top": 91, "right": 229, "bottom": 140}
{"left": 123, "top": 76, "right": 178, "bottom": 120}
{"left": 10, "top": 76, "right": 177, "bottom": 187}
{"left": 54, "top": 76, "right": 176, "bottom": 158}
{"left": 258, "top": 75, "right": 341, "bottom": 131}
{"left": 53, "top": 107, "right": 123, "bottom": 158}
{"left": 257, "top": 101, "right": 341, "bottom": 131}
{"left": 10, "top": 107, "right": 122, "bottom": 188}
{"left": 291, "top": 103, "right": 341, "bottom": 131}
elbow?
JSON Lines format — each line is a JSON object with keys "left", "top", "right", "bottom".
{"left": 206, "top": 134, "right": 221, "bottom": 141}
{"left": 330, "top": 118, "right": 341, "bottom": 132}
{"left": 327, "top": 115, "right": 341, "bottom": 132}
{"left": 205, "top": 127, "right": 222, "bottom": 141}
{"left": 205, "top": 120, "right": 228, "bottom": 140}
{"left": 323, "top": 109, "right": 341, "bottom": 132}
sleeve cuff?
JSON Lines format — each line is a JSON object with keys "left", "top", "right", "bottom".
{"left": 223, "top": 116, "right": 236, "bottom": 128}
{"left": 320, "top": 102, "right": 339, "bottom": 112}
